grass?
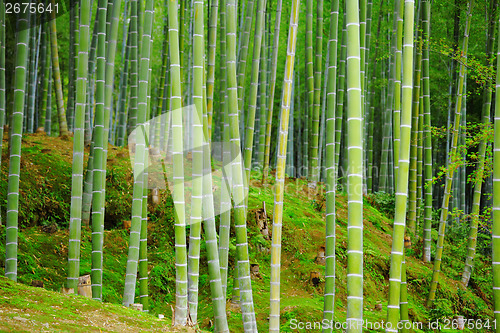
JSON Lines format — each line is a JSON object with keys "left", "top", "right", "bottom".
{"left": 0, "top": 133, "right": 495, "bottom": 332}
{"left": 0, "top": 276, "right": 198, "bottom": 332}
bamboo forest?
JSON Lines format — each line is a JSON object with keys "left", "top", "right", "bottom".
{"left": 1, "top": 0, "right": 500, "bottom": 331}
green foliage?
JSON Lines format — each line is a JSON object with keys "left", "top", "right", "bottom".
{"left": 365, "top": 192, "right": 396, "bottom": 218}
{"left": 149, "top": 263, "right": 175, "bottom": 304}
{"left": 429, "top": 298, "right": 454, "bottom": 321}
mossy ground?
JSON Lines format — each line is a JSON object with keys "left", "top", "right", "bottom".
{"left": 0, "top": 134, "right": 494, "bottom": 332}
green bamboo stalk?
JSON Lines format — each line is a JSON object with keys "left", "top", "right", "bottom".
{"left": 81, "top": 16, "right": 100, "bottom": 219}
{"left": 123, "top": 0, "right": 153, "bottom": 307}
{"left": 407, "top": 37, "right": 423, "bottom": 235}
{"left": 492, "top": 9, "right": 500, "bottom": 327}
{"left": 91, "top": 0, "right": 108, "bottom": 301}
{"left": 335, "top": 12, "right": 346, "bottom": 173}
{"left": 461, "top": 3, "right": 497, "bottom": 286}
{"left": 269, "top": 1, "right": 299, "bottom": 330}
{"left": 127, "top": 0, "right": 139, "bottom": 137}
{"left": 379, "top": 5, "right": 397, "bottom": 193}
{"left": 322, "top": 0, "right": 339, "bottom": 330}
{"left": 49, "top": 4, "right": 69, "bottom": 137}
{"left": 286, "top": 72, "right": 295, "bottom": 177}
{"left": 67, "top": 5, "right": 78, "bottom": 132}
{"left": 85, "top": 16, "right": 98, "bottom": 146}
{"left": 92, "top": 0, "right": 124, "bottom": 301}
{"left": 116, "top": 17, "right": 133, "bottom": 147}
{"left": 226, "top": 0, "right": 257, "bottom": 329}
{"left": 242, "top": 0, "right": 266, "bottom": 192}
{"left": 186, "top": 0, "right": 206, "bottom": 322}
{"left": 67, "top": 0, "right": 91, "bottom": 292}
{"left": 167, "top": 0, "right": 188, "bottom": 325}
{"left": 386, "top": 0, "right": 415, "bottom": 329}
{"left": 4, "top": 8, "right": 30, "bottom": 282}
{"left": 0, "top": 0, "right": 5, "bottom": 175}
{"left": 138, "top": 0, "right": 155, "bottom": 311}
{"left": 416, "top": 88, "right": 424, "bottom": 234}
{"left": 422, "top": 0, "right": 432, "bottom": 263}
{"left": 308, "top": 0, "right": 323, "bottom": 184}
{"left": 427, "top": 0, "right": 472, "bottom": 307}
{"left": 201, "top": 77, "right": 229, "bottom": 333}
{"left": 236, "top": 0, "right": 255, "bottom": 137}
{"left": 26, "top": 18, "right": 39, "bottom": 134}
{"left": 400, "top": 257, "right": 409, "bottom": 332}
{"left": 393, "top": 0, "right": 403, "bottom": 185}
{"left": 358, "top": 0, "right": 366, "bottom": 193}
{"left": 217, "top": 0, "right": 231, "bottom": 302}
{"left": 261, "top": 0, "right": 282, "bottom": 183}
{"left": 257, "top": 26, "right": 268, "bottom": 170}
{"left": 37, "top": 23, "right": 50, "bottom": 132}
{"left": 81, "top": 141, "right": 95, "bottom": 227}
{"left": 207, "top": 0, "right": 219, "bottom": 140}
{"left": 345, "top": 0, "right": 364, "bottom": 330}
{"left": 305, "top": 0, "right": 314, "bottom": 180}
{"left": 317, "top": 20, "right": 329, "bottom": 184}
{"left": 365, "top": 0, "right": 375, "bottom": 193}
{"left": 45, "top": 60, "right": 53, "bottom": 135}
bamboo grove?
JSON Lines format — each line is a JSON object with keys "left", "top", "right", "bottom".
{"left": 1, "top": 0, "right": 500, "bottom": 332}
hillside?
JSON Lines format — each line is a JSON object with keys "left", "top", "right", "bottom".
{"left": 0, "top": 276, "right": 197, "bottom": 332}
{"left": 0, "top": 134, "right": 494, "bottom": 332}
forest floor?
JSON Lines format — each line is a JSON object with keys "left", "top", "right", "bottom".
{"left": 0, "top": 133, "right": 495, "bottom": 332}
{"left": 0, "top": 276, "right": 195, "bottom": 332}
